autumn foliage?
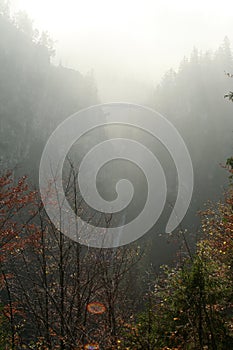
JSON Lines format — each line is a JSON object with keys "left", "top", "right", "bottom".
{"left": 118, "top": 170, "right": 233, "bottom": 349}
{"left": 0, "top": 168, "right": 233, "bottom": 349}
{"left": 0, "top": 172, "right": 37, "bottom": 264}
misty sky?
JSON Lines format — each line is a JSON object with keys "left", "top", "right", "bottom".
{"left": 11, "top": 0, "right": 233, "bottom": 102}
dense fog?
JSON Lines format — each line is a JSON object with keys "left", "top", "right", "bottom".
{"left": 1, "top": 1, "right": 233, "bottom": 349}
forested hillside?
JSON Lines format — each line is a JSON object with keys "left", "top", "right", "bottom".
{"left": 149, "top": 38, "right": 233, "bottom": 211}
{"left": 0, "top": 8, "right": 98, "bottom": 174}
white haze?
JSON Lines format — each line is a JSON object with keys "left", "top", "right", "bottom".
{"left": 11, "top": 0, "right": 233, "bottom": 102}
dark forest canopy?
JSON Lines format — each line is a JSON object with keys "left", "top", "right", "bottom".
{"left": 0, "top": 7, "right": 99, "bottom": 172}
{"left": 148, "top": 38, "right": 233, "bottom": 212}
